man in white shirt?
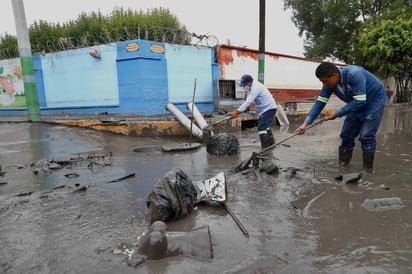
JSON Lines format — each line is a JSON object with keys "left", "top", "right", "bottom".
{"left": 231, "top": 74, "right": 277, "bottom": 148}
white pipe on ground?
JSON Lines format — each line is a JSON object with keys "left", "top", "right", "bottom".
{"left": 165, "top": 103, "right": 203, "bottom": 140}
{"left": 186, "top": 102, "right": 209, "bottom": 129}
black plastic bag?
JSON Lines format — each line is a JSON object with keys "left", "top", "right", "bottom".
{"left": 146, "top": 169, "right": 197, "bottom": 223}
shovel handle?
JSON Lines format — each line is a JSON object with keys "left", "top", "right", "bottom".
{"left": 258, "top": 118, "right": 327, "bottom": 155}
{"left": 209, "top": 116, "right": 232, "bottom": 127}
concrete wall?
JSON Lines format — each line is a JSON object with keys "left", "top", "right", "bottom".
{"left": 167, "top": 45, "right": 214, "bottom": 103}
{"left": 0, "top": 58, "right": 25, "bottom": 108}
{"left": 0, "top": 40, "right": 217, "bottom": 116}
{"left": 217, "top": 45, "right": 323, "bottom": 88}
{"left": 0, "top": 42, "right": 343, "bottom": 116}
{"left": 37, "top": 44, "right": 119, "bottom": 108}
{"left": 216, "top": 45, "right": 324, "bottom": 105}
{"left": 116, "top": 40, "right": 168, "bottom": 115}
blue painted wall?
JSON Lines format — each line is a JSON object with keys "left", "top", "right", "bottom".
{"left": 39, "top": 45, "right": 119, "bottom": 108}
{"left": 165, "top": 44, "right": 216, "bottom": 114}
{"left": 116, "top": 40, "right": 168, "bottom": 115}
{"left": 0, "top": 39, "right": 219, "bottom": 116}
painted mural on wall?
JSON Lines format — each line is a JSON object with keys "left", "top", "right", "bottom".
{"left": 0, "top": 58, "right": 25, "bottom": 108}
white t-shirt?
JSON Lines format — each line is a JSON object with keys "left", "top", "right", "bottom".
{"left": 238, "top": 81, "right": 277, "bottom": 116}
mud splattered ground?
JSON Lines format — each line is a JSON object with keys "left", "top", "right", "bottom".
{"left": 0, "top": 104, "right": 411, "bottom": 274}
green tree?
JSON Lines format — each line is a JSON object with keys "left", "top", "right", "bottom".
{"left": 1, "top": 7, "right": 191, "bottom": 57}
{"left": 357, "top": 5, "right": 412, "bottom": 102}
{"left": 282, "top": 0, "right": 395, "bottom": 63}
{"left": 0, "top": 33, "right": 18, "bottom": 58}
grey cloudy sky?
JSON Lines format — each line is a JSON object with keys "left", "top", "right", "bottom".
{"left": 1, "top": 0, "right": 305, "bottom": 56}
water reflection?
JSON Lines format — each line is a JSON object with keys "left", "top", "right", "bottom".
{"left": 304, "top": 104, "right": 412, "bottom": 273}
{"left": 29, "top": 123, "right": 47, "bottom": 188}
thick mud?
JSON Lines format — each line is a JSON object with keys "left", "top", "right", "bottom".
{"left": 0, "top": 104, "right": 411, "bottom": 273}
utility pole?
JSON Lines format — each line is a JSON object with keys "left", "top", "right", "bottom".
{"left": 258, "top": 0, "right": 265, "bottom": 84}
{"left": 11, "top": 0, "right": 41, "bottom": 121}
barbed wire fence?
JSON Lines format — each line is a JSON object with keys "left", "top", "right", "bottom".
{"left": 0, "top": 25, "right": 205, "bottom": 60}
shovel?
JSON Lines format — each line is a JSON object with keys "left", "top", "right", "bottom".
{"left": 208, "top": 116, "right": 232, "bottom": 127}
{"left": 234, "top": 118, "right": 327, "bottom": 172}
{"left": 202, "top": 116, "right": 232, "bottom": 144}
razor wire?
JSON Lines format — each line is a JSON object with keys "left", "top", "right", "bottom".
{"left": 0, "top": 47, "right": 19, "bottom": 59}
{"left": 0, "top": 25, "right": 190, "bottom": 59}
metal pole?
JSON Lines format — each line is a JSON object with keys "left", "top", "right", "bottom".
{"left": 189, "top": 78, "right": 197, "bottom": 145}
{"left": 11, "top": 0, "right": 41, "bottom": 121}
{"left": 258, "top": 0, "right": 266, "bottom": 84}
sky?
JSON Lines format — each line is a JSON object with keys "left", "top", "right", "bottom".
{"left": 0, "top": 0, "right": 305, "bottom": 57}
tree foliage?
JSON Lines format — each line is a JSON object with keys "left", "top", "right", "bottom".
{"left": 0, "top": 7, "right": 191, "bottom": 58}
{"left": 0, "top": 33, "right": 19, "bottom": 59}
{"left": 357, "top": 4, "right": 412, "bottom": 102}
{"left": 282, "top": 0, "right": 395, "bottom": 63}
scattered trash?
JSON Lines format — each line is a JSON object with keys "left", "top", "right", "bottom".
{"left": 204, "top": 131, "right": 239, "bottom": 156}
{"left": 362, "top": 197, "right": 405, "bottom": 211}
{"left": 116, "top": 220, "right": 213, "bottom": 268}
{"left": 64, "top": 173, "right": 79, "bottom": 179}
{"left": 335, "top": 172, "right": 362, "bottom": 184}
{"left": 108, "top": 173, "right": 135, "bottom": 183}
{"left": 146, "top": 169, "right": 226, "bottom": 223}
{"left": 15, "top": 191, "right": 34, "bottom": 197}
{"left": 285, "top": 167, "right": 298, "bottom": 179}
{"left": 70, "top": 186, "right": 87, "bottom": 194}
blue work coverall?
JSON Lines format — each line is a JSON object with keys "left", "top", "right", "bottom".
{"left": 305, "top": 65, "right": 388, "bottom": 151}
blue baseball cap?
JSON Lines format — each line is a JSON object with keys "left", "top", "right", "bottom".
{"left": 240, "top": 74, "right": 253, "bottom": 87}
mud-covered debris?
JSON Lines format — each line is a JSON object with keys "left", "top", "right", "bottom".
{"left": 114, "top": 242, "right": 136, "bottom": 258}
{"left": 71, "top": 186, "right": 87, "bottom": 194}
{"left": 204, "top": 132, "right": 240, "bottom": 156}
{"left": 29, "top": 152, "right": 114, "bottom": 175}
{"left": 377, "top": 184, "right": 390, "bottom": 190}
{"left": 362, "top": 197, "right": 405, "bottom": 211}
{"left": 259, "top": 159, "right": 279, "bottom": 175}
{"left": 15, "top": 191, "right": 34, "bottom": 197}
{"left": 119, "top": 220, "right": 213, "bottom": 268}
{"left": 335, "top": 172, "right": 362, "bottom": 184}
{"left": 146, "top": 169, "right": 197, "bottom": 223}
{"left": 108, "top": 173, "right": 135, "bottom": 183}
{"left": 285, "top": 167, "right": 297, "bottom": 179}
{"left": 48, "top": 163, "right": 63, "bottom": 170}
{"left": 64, "top": 173, "right": 79, "bottom": 179}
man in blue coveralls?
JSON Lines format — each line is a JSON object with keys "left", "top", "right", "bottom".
{"left": 295, "top": 62, "right": 388, "bottom": 173}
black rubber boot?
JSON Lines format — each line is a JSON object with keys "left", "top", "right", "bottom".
{"left": 259, "top": 133, "right": 272, "bottom": 149}
{"left": 267, "top": 129, "right": 275, "bottom": 146}
{"left": 339, "top": 146, "right": 353, "bottom": 165}
{"left": 363, "top": 150, "right": 375, "bottom": 173}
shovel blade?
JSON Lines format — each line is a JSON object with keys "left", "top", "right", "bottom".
{"left": 192, "top": 172, "right": 226, "bottom": 203}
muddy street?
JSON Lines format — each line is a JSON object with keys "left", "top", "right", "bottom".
{"left": 0, "top": 104, "right": 411, "bottom": 274}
